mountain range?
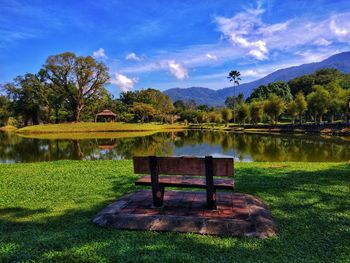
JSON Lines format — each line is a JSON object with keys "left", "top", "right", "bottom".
{"left": 164, "top": 51, "right": 350, "bottom": 106}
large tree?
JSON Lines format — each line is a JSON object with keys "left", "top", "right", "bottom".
{"left": 0, "top": 95, "right": 11, "bottom": 126}
{"left": 43, "top": 52, "right": 109, "bottom": 122}
{"left": 221, "top": 108, "right": 232, "bottom": 126}
{"left": 248, "top": 81, "right": 292, "bottom": 102}
{"left": 294, "top": 92, "right": 307, "bottom": 124}
{"left": 287, "top": 101, "right": 298, "bottom": 124}
{"left": 264, "top": 94, "right": 286, "bottom": 125}
{"left": 3, "top": 73, "right": 47, "bottom": 125}
{"left": 236, "top": 104, "right": 249, "bottom": 125}
{"left": 132, "top": 102, "right": 157, "bottom": 122}
{"left": 306, "top": 85, "right": 330, "bottom": 123}
{"left": 249, "top": 101, "right": 264, "bottom": 125}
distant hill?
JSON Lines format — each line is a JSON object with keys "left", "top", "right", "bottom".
{"left": 164, "top": 51, "right": 350, "bottom": 106}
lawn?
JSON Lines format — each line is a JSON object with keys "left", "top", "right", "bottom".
{"left": 15, "top": 122, "right": 187, "bottom": 134}
{"left": 0, "top": 161, "right": 349, "bottom": 262}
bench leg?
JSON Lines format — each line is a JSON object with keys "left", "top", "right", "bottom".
{"left": 207, "top": 188, "right": 217, "bottom": 210}
{"left": 152, "top": 185, "right": 164, "bottom": 207}
{"left": 205, "top": 156, "right": 217, "bottom": 210}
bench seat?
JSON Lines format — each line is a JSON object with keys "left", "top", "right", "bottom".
{"left": 135, "top": 175, "right": 234, "bottom": 190}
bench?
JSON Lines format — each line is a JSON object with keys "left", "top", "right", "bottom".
{"left": 133, "top": 156, "right": 234, "bottom": 210}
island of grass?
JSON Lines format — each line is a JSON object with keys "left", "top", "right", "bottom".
{"left": 1, "top": 161, "right": 349, "bottom": 262}
{"left": 0, "top": 125, "right": 17, "bottom": 132}
{"left": 15, "top": 122, "right": 187, "bottom": 134}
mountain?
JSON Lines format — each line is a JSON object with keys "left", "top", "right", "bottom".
{"left": 164, "top": 51, "right": 350, "bottom": 106}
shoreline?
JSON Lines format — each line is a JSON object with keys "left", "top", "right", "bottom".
{"left": 13, "top": 122, "right": 187, "bottom": 134}
{"left": 190, "top": 122, "right": 350, "bottom": 136}
{"left": 1, "top": 122, "right": 349, "bottom": 136}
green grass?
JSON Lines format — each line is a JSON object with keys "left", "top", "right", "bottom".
{"left": 0, "top": 161, "right": 349, "bottom": 262}
{"left": 0, "top": 125, "right": 17, "bottom": 132}
{"left": 17, "top": 131, "right": 160, "bottom": 140}
{"left": 16, "top": 122, "right": 187, "bottom": 134}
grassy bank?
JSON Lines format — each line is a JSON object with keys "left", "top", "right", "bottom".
{"left": 0, "top": 125, "right": 17, "bottom": 132}
{"left": 190, "top": 123, "right": 350, "bottom": 135}
{"left": 17, "top": 131, "right": 160, "bottom": 140}
{"left": 16, "top": 122, "right": 187, "bottom": 134}
{"left": 1, "top": 161, "right": 349, "bottom": 262}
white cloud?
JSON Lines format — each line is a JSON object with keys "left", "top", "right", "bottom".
{"left": 206, "top": 53, "right": 218, "bottom": 60}
{"left": 110, "top": 73, "right": 138, "bottom": 92}
{"left": 167, "top": 60, "right": 188, "bottom": 80}
{"left": 126, "top": 52, "right": 142, "bottom": 61}
{"left": 92, "top": 48, "right": 108, "bottom": 59}
{"left": 215, "top": 6, "right": 269, "bottom": 60}
{"left": 330, "top": 18, "right": 348, "bottom": 36}
{"left": 111, "top": 7, "right": 350, "bottom": 85}
{"left": 314, "top": 38, "right": 331, "bottom": 46}
{"left": 215, "top": 6, "right": 350, "bottom": 61}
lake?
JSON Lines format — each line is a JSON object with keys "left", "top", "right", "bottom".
{"left": 0, "top": 130, "right": 349, "bottom": 163}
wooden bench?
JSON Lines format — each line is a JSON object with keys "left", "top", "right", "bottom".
{"left": 133, "top": 156, "right": 234, "bottom": 210}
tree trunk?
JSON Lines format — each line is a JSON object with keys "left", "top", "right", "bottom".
{"left": 292, "top": 117, "right": 295, "bottom": 125}
{"left": 73, "top": 104, "right": 84, "bottom": 122}
{"left": 32, "top": 111, "right": 39, "bottom": 125}
{"left": 55, "top": 108, "right": 59, "bottom": 124}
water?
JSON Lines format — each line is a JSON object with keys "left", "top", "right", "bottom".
{"left": 0, "top": 130, "right": 349, "bottom": 163}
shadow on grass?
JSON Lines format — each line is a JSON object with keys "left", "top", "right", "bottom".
{"left": 1, "top": 164, "right": 349, "bottom": 262}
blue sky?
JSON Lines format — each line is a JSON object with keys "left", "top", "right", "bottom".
{"left": 1, "top": 0, "right": 350, "bottom": 96}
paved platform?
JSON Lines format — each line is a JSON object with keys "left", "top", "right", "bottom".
{"left": 93, "top": 190, "right": 277, "bottom": 238}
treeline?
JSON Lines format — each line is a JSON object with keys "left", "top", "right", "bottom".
{"left": 174, "top": 69, "right": 350, "bottom": 125}
{"left": 0, "top": 52, "right": 174, "bottom": 127}
{"left": 0, "top": 52, "right": 349, "bottom": 128}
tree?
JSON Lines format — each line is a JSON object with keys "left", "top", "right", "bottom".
{"left": 43, "top": 52, "right": 110, "bottom": 122}
{"left": 287, "top": 101, "right": 298, "bottom": 124}
{"left": 227, "top": 70, "right": 241, "bottom": 123}
{"left": 0, "top": 95, "right": 11, "bottom": 126}
{"left": 249, "top": 101, "right": 264, "bottom": 125}
{"left": 236, "top": 104, "right": 249, "bottom": 125}
{"left": 3, "top": 73, "right": 47, "bottom": 125}
{"left": 326, "top": 84, "right": 346, "bottom": 123}
{"left": 81, "top": 87, "right": 113, "bottom": 122}
{"left": 288, "top": 68, "right": 344, "bottom": 96}
{"left": 294, "top": 92, "right": 307, "bottom": 124}
{"left": 264, "top": 94, "right": 286, "bottom": 125}
{"left": 247, "top": 81, "right": 292, "bottom": 102}
{"left": 208, "top": 111, "right": 222, "bottom": 124}
{"left": 221, "top": 108, "right": 232, "bottom": 126}
{"left": 306, "top": 85, "right": 330, "bottom": 123}
{"left": 132, "top": 102, "right": 157, "bottom": 122}
{"left": 120, "top": 88, "right": 174, "bottom": 122}
{"left": 288, "top": 75, "right": 315, "bottom": 96}
{"left": 173, "top": 100, "right": 186, "bottom": 111}
{"left": 225, "top": 92, "right": 244, "bottom": 109}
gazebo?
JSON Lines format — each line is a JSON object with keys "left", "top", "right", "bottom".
{"left": 95, "top": 110, "right": 117, "bottom": 122}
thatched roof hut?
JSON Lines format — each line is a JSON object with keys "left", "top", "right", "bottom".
{"left": 95, "top": 110, "right": 117, "bottom": 122}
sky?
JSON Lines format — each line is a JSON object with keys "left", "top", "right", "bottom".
{"left": 1, "top": 0, "right": 350, "bottom": 97}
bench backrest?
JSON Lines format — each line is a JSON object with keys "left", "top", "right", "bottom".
{"left": 133, "top": 156, "right": 233, "bottom": 177}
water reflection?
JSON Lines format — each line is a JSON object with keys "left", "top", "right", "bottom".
{"left": 0, "top": 130, "right": 349, "bottom": 163}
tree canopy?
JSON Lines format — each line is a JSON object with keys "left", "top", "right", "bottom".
{"left": 247, "top": 81, "right": 292, "bottom": 102}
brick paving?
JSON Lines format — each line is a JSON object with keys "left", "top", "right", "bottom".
{"left": 93, "top": 190, "right": 277, "bottom": 238}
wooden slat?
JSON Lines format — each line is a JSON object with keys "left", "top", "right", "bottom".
{"left": 133, "top": 156, "right": 233, "bottom": 177}
{"left": 135, "top": 175, "right": 234, "bottom": 190}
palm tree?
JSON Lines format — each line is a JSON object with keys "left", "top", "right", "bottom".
{"left": 227, "top": 70, "right": 241, "bottom": 123}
